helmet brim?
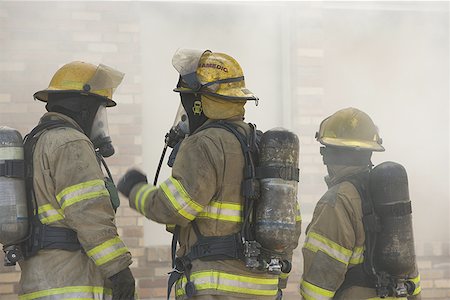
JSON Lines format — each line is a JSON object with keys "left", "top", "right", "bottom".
{"left": 33, "top": 89, "right": 117, "bottom": 107}
{"left": 319, "top": 137, "right": 385, "bottom": 152}
{"left": 173, "top": 86, "right": 258, "bottom": 101}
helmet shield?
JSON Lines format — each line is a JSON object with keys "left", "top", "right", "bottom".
{"left": 85, "top": 64, "right": 124, "bottom": 106}
{"left": 172, "top": 49, "right": 210, "bottom": 92}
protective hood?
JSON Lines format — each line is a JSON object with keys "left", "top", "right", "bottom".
{"left": 201, "top": 94, "right": 245, "bottom": 120}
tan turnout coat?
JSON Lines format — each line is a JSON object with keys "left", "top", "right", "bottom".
{"left": 18, "top": 112, "right": 132, "bottom": 300}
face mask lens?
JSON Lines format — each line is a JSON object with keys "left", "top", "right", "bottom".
{"left": 165, "top": 103, "right": 190, "bottom": 148}
{"left": 90, "top": 105, "right": 109, "bottom": 142}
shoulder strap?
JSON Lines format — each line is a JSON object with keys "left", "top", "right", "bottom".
{"left": 335, "top": 173, "right": 379, "bottom": 294}
{"left": 196, "top": 121, "right": 259, "bottom": 241}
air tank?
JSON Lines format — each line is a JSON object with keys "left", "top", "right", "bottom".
{"left": 370, "top": 161, "right": 416, "bottom": 276}
{"left": 255, "top": 128, "right": 300, "bottom": 254}
{"left": 0, "top": 127, "right": 28, "bottom": 247}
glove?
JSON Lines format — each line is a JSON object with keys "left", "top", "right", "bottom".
{"left": 109, "top": 267, "right": 136, "bottom": 300}
{"left": 117, "top": 169, "right": 148, "bottom": 198}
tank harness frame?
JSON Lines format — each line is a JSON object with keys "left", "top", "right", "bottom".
{"left": 166, "top": 120, "right": 299, "bottom": 299}
{"left": 334, "top": 172, "right": 415, "bottom": 298}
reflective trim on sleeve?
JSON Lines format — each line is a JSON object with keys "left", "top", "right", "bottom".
{"left": 56, "top": 179, "right": 109, "bottom": 210}
{"left": 303, "top": 231, "right": 352, "bottom": 265}
{"left": 411, "top": 274, "right": 421, "bottom": 296}
{"left": 160, "top": 176, "right": 204, "bottom": 221}
{"left": 86, "top": 236, "right": 129, "bottom": 266}
{"left": 176, "top": 270, "right": 279, "bottom": 297}
{"left": 296, "top": 202, "right": 302, "bottom": 222}
{"left": 197, "top": 201, "right": 243, "bottom": 222}
{"left": 37, "top": 204, "right": 64, "bottom": 224}
{"left": 349, "top": 246, "right": 364, "bottom": 265}
{"left": 300, "top": 280, "right": 334, "bottom": 300}
{"left": 279, "top": 273, "right": 289, "bottom": 280}
{"left": 134, "top": 184, "right": 158, "bottom": 215}
{"left": 18, "top": 285, "right": 112, "bottom": 300}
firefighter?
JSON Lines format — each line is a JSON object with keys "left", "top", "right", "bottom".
{"left": 299, "top": 107, "right": 421, "bottom": 299}
{"left": 118, "top": 49, "right": 297, "bottom": 299}
{"left": 18, "top": 61, "right": 135, "bottom": 300}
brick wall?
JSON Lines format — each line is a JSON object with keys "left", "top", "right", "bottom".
{"left": 0, "top": 2, "right": 449, "bottom": 299}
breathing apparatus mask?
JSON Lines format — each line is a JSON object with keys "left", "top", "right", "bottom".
{"left": 90, "top": 104, "right": 114, "bottom": 158}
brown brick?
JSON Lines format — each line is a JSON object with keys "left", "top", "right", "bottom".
{"left": 0, "top": 284, "right": 14, "bottom": 294}
{"left": 0, "top": 272, "right": 20, "bottom": 283}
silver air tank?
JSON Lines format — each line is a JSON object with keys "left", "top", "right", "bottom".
{"left": 255, "top": 128, "right": 300, "bottom": 255}
{"left": 0, "top": 127, "right": 28, "bottom": 257}
{"left": 370, "top": 161, "right": 416, "bottom": 276}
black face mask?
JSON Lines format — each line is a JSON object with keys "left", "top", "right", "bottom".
{"left": 180, "top": 93, "right": 208, "bottom": 134}
{"left": 320, "top": 146, "right": 373, "bottom": 166}
{"left": 46, "top": 95, "right": 115, "bottom": 157}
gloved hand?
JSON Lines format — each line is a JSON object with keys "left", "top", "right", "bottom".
{"left": 109, "top": 267, "right": 136, "bottom": 300}
{"left": 117, "top": 169, "right": 148, "bottom": 198}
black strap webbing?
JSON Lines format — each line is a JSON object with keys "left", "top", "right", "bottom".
{"left": 335, "top": 264, "right": 375, "bottom": 297}
{"left": 0, "top": 160, "right": 24, "bottom": 178}
{"left": 375, "top": 202, "right": 412, "bottom": 217}
{"left": 255, "top": 166, "right": 299, "bottom": 182}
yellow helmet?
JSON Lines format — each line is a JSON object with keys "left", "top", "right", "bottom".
{"left": 172, "top": 49, "right": 258, "bottom": 101}
{"left": 33, "top": 61, "right": 124, "bottom": 107}
{"left": 316, "top": 107, "right": 385, "bottom": 151}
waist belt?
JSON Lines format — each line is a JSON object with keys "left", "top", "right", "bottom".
{"left": 335, "top": 264, "right": 375, "bottom": 298}
{"left": 167, "top": 228, "right": 244, "bottom": 299}
{"left": 26, "top": 221, "right": 82, "bottom": 258}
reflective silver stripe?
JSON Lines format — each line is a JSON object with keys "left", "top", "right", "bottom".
{"left": 18, "top": 286, "right": 111, "bottom": 300}
{"left": 176, "top": 270, "right": 278, "bottom": 296}
{"left": 161, "top": 177, "right": 203, "bottom": 221}
{"left": 57, "top": 179, "right": 109, "bottom": 210}
{"left": 86, "top": 237, "right": 129, "bottom": 266}
{"left": 198, "top": 201, "right": 243, "bottom": 222}
{"left": 135, "top": 184, "right": 157, "bottom": 214}
{"left": 300, "top": 280, "right": 334, "bottom": 300}
{"left": 304, "top": 232, "right": 351, "bottom": 265}
{"left": 37, "top": 204, "right": 64, "bottom": 224}
{"left": 349, "top": 246, "right": 364, "bottom": 264}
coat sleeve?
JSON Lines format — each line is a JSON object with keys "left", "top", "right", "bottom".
{"left": 300, "top": 190, "right": 358, "bottom": 300}
{"left": 129, "top": 134, "right": 221, "bottom": 226}
{"left": 50, "top": 139, "right": 132, "bottom": 278}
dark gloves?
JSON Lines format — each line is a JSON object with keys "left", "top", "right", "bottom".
{"left": 109, "top": 267, "right": 136, "bottom": 300}
{"left": 117, "top": 169, "right": 148, "bottom": 198}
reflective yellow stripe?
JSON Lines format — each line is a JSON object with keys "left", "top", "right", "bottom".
{"left": 411, "top": 274, "right": 421, "bottom": 295}
{"left": 197, "top": 201, "right": 243, "bottom": 222}
{"left": 296, "top": 202, "right": 302, "bottom": 221}
{"left": 176, "top": 270, "right": 278, "bottom": 296}
{"left": 349, "top": 246, "right": 364, "bottom": 264}
{"left": 19, "top": 286, "right": 111, "bottom": 300}
{"left": 160, "top": 176, "right": 203, "bottom": 221}
{"left": 134, "top": 184, "right": 157, "bottom": 215}
{"left": 279, "top": 273, "right": 289, "bottom": 280}
{"left": 304, "top": 231, "right": 352, "bottom": 265}
{"left": 367, "top": 297, "right": 406, "bottom": 300}
{"left": 86, "top": 236, "right": 129, "bottom": 266}
{"left": 300, "top": 280, "right": 334, "bottom": 300}
{"left": 56, "top": 179, "right": 109, "bottom": 210}
{"left": 37, "top": 204, "right": 64, "bottom": 224}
